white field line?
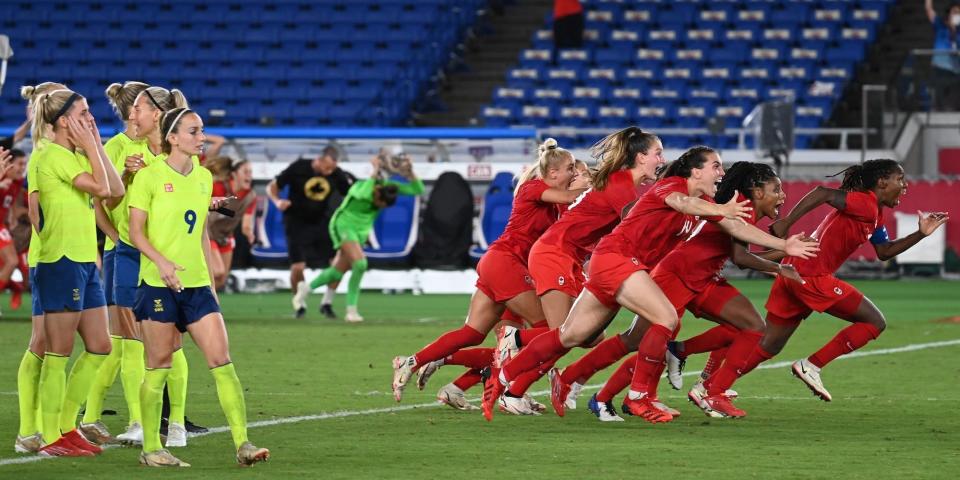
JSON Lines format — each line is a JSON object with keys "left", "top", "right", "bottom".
{"left": 3, "top": 338, "right": 959, "bottom": 467}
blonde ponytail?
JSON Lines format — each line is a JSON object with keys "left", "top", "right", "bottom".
{"left": 514, "top": 137, "right": 573, "bottom": 194}
{"left": 105, "top": 81, "right": 149, "bottom": 121}
{"left": 30, "top": 88, "right": 81, "bottom": 148}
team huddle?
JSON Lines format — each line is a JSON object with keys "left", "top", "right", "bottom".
{"left": 12, "top": 82, "right": 268, "bottom": 467}
{"left": 391, "top": 128, "right": 949, "bottom": 422}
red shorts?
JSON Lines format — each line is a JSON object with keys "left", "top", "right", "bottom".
{"left": 650, "top": 267, "right": 742, "bottom": 321}
{"left": 475, "top": 249, "right": 534, "bottom": 303}
{"left": 584, "top": 251, "right": 648, "bottom": 310}
{"left": 0, "top": 228, "right": 12, "bottom": 250}
{"left": 528, "top": 241, "right": 583, "bottom": 298}
{"left": 765, "top": 274, "right": 864, "bottom": 324}
{"left": 209, "top": 237, "right": 235, "bottom": 254}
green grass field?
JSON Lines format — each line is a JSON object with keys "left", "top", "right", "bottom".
{"left": 1, "top": 279, "right": 958, "bottom": 479}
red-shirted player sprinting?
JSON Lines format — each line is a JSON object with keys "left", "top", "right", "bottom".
{"left": 493, "top": 127, "right": 660, "bottom": 414}
{"left": 743, "top": 159, "right": 948, "bottom": 402}
{"left": 391, "top": 139, "right": 584, "bottom": 403}
{"left": 482, "top": 147, "right": 820, "bottom": 422}
{"left": 0, "top": 149, "right": 27, "bottom": 310}
{"left": 569, "top": 162, "right": 803, "bottom": 421}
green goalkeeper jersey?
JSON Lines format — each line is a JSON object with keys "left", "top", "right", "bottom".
{"left": 328, "top": 177, "right": 424, "bottom": 248}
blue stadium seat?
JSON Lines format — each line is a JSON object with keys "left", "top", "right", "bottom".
{"left": 364, "top": 175, "right": 421, "bottom": 261}
{"left": 470, "top": 171, "right": 515, "bottom": 260}
{"left": 251, "top": 187, "right": 288, "bottom": 262}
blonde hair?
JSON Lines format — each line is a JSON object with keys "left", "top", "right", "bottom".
{"left": 136, "top": 85, "right": 189, "bottom": 113}
{"left": 30, "top": 88, "right": 83, "bottom": 148}
{"left": 590, "top": 126, "right": 660, "bottom": 190}
{"left": 514, "top": 138, "right": 574, "bottom": 194}
{"left": 21, "top": 82, "right": 67, "bottom": 107}
{"left": 105, "top": 81, "right": 149, "bottom": 121}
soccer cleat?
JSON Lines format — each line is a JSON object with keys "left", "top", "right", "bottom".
{"left": 392, "top": 356, "right": 414, "bottom": 402}
{"left": 792, "top": 359, "right": 832, "bottom": 402}
{"left": 416, "top": 360, "right": 442, "bottom": 391}
{"left": 665, "top": 342, "right": 686, "bottom": 390}
{"left": 165, "top": 423, "right": 187, "bottom": 448}
{"left": 587, "top": 394, "right": 625, "bottom": 422}
{"left": 236, "top": 441, "right": 270, "bottom": 467}
{"left": 496, "top": 326, "right": 520, "bottom": 367}
{"left": 345, "top": 306, "right": 364, "bottom": 323}
{"left": 566, "top": 382, "right": 583, "bottom": 410}
{"left": 14, "top": 433, "right": 43, "bottom": 453}
{"left": 116, "top": 422, "right": 144, "bottom": 445}
{"left": 651, "top": 399, "right": 681, "bottom": 418}
{"left": 292, "top": 281, "right": 309, "bottom": 312}
{"left": 294, "top": 307, "right": 306, "bottom": 319}
{"left": 548, "top": 368, "right": 571, "bottom": 417}
{"left": 140, "top": 448, "right": 191, "bottom": 467}
{"left": 688, "top": 382, "right": 734, "bottom": 418}
{"left": 524, "top": 394, "right": 547, "bottom": 414}
{"left": 79, "top": 421, "right": 113, "bottom": 445}
{"left": 703, "top": 394, "right": 746, "bottom": 418}
{"left": 38, "top": 437, "right": 94, "bottom": 457}
{"left": 498, "top": 394, "right": 540, "bottom": 416}
{"left": 481, "top": 375, "right": 505, "bottom": 421}
{"left": 436, "top": 383, "right": 480, "bottom": 411}
{"left": 63, "top": 429, "right": 103, "bottom": 455}
{"left": 320, "top": 303, "right": 337, "bottom": 319}
{"left": 183, "top": 417, "right": 208, "bottom": 434}
{"left": 621, "top": 394, "right": 674, "bottom": 423}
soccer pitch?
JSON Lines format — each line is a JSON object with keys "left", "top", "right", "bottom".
{"left": 1, "top": 279, "right": 958, "bottom": 478}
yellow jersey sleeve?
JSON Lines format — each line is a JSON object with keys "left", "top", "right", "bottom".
{"left": 35, "top": 144, "right": 98, "bottom": 263}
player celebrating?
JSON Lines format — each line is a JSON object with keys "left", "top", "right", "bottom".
{"left": 483, "top": 147, "right": 819, "bottom": 422}
{"left": 391, "top": 138, "right": 581, "bottom": 403}
{"left": 205, "top": 156, "right": 257, "bottom": 290}
{"left": 128, "top": 107, "right": 269, "bottom": 467}
{"left": 748, "top": 159, "right": 948, "bottom": 401}
{"left": 0, "top": 148, "right": 25, "bottom": 310}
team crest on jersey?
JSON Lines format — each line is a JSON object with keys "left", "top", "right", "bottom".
{"left": 154, "top": 298, "right": 164, "bottom": 313}
{"left": 558, "top": 276, "right": 565, "bottom": 286}
{"left": 834, "top": 286, "right": 843, "bottom": 295}
{"left": 164, "top": 183, "right": 174, "bottom": 193}
{"left": 631, "top": 257, "right": 639, "bottom": 265}
{"left": 524, "top": 275, "right": 533, "bottom": 286}
{"left": 72, "top": 288, "right": 80, "bottom": 301}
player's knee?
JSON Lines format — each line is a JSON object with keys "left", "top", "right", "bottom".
{"left": 761, "top": 336, "right": 786, "bottom": 356}
{"left": 206, "top": 354, "right": 232, "bottom": 369}
{"left": 28, "top": 338, "right": 45, "bottom": 357}
{"left": 868, "top": 314, "right": 886, "bottom": 334}
{"left": 351, "top": 257, "right": 368, "bottom": 274}
{"left": 146, "top": 352, "right": 173, "bottom": 369}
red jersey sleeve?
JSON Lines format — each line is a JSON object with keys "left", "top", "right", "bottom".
{"left": 842, "top": 191, "right": 880, "bottom": 223}
{"left": 651, "top": 176, "right": 688, "bottom": 203}
{"left": 211, "top": 181, "right": 227, "bottom": 197}
{"left": 517, "top": 179, "right": 551, "bottom": 204}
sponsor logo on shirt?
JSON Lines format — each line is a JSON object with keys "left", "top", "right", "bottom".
{"left": 164, "top": 183, "right": 174, "bottom": 193}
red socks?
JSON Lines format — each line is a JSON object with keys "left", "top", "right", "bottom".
{"left": 444, "top": 348, "right": 494, "bottom": 370}
{"left": 680, "top": 324, "right": 738, "bottom": 358}
{"left": 518, "top": 327, "right": 550, "bottom": 347}
{"left": 560, "top": 335, "right": 630, "bottom": 385}
{"left": 808, "top": 323, "right": 881, "bottom": 368}
{"left": 702, "top": 347, "right": 727, "bottom": 379}
{"left": 502, "top": 329, "right": 569, "bottom": 383}
{"left": 596, "top": 356, "right": 635, "bottom": 403}
{"left": 453, "top": 369, "right": 483, "bottom": 391}
{"left": 705, "top": 330, "right": 763, "bottom": 395}
{"left": 507, "top": 357, "right": 556, "bottom": 396}
{"left": 529, "top": 320, "right": 549, "bottom": 329}
{"left": 628, "top": 324, "right": 672, "bottom": 393}
{"left": 413, "top": 325, "right": 486, "bottom": 368}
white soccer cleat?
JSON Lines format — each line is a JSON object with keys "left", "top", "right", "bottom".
{"left": 116, "top": 422, "right": 144, "bottom": 445}
{"left": 587, "top": 394, "right": 625, "bottom": 422}
{"left": 140, "top": 448, "right": 190, "bottom": 467}
{"left": 345, "top": 306, "right": 364, "bottom": 323}
{"left": 792, "top": 359, "right": 832, "bottom": 401}
{"left": 665, "top": 342, "right": 685, "bottom": 390}
{"left": 292, "top": 281, "right": 309, "bottom": 311}
{"left": 498, "top": 394, "right": 540, "bottom": 416}
{"left": 496, "top": 326, "right": 520, "bottom": 367}
{"left": 164, "top": 423, "right": 187, "bottom": 448}
{"left": 652, "top": 400, "right": 681, "bottom": 417}
{"left": 392, "top": 356, "right": 414, "bottom": 402}
{"left": 236, "top": 441, "right": 270, "bottom": 467}
{"left": 524, "top": 394, "right": 547, "bottom": 414}
{"left": 565, "top": 382, "right": 583, "bottom": 410}
{"left": 688, "top": 381, "right": 736, "bottom": 418}
{"left": 14, "top": 432, "right": 43, "bottom": 453}
{"left": 416, "top": 360, "right": 442, "bottom": 390}
{"left": 436, "top": 383, "right": 480, "bottom": 411}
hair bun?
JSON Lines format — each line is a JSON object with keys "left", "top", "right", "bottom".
{"left": 20, "top": 85, "right": 35, "bottom": 100}
{"left": 539, "top": 137, "right": 559, "bottom": 154}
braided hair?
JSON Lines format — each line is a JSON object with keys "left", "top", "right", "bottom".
{"left": 829, "top": 159, "right": 901, "bottom": 192}
{"left": 715, "top": 161, "right": 779, "bottom": 204}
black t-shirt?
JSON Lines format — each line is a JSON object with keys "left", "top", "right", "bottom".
{"left": 275, "top": 159, "right": 355, "bottom": 223}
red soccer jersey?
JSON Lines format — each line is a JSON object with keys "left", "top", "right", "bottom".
{"left": 0, "top": 179, "right": 23, "bottom": 226}
{"left": 212, "top": 180, "right": 256, "bottom": 215}
{"left": 785, "top": 190, "right": 883, "bottom": 276}
{"left": 537, "top": 169, "right": 639, "bottom": 263}
{"left": 595, "top": 176, "right": 723, "bottom": 267}
{"left": 488, "top": 179, "right": 560, "bottom": 262}
{"left": 657, "top": 193, "right": 755, "bottom": 291}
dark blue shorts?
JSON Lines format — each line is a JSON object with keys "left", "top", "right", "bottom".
{"left": 114, "top": 240, "right": 141, "bottom": 308}
{"left": 134, "top": 285, "right": 221, "bottom": 333}
{"left": 29, "top": 267, "right": 41, "bottom": 317}
{"left": 102, "top": 248, "right": 116, "bottom": 306}
{"left": 35, "top": 258, "right": 106, "bottom": 313}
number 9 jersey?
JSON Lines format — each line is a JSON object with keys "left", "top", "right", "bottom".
{"left": 127, "top": 162, "right": 213, "bottom": 289}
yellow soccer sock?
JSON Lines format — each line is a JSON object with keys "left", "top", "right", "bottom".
{"left": 82, "top": 336, "right": 123, "bottom": 424}
{"left": 120, "top": 339, "right": 145, "bottom": 425}
{"left": 59, "top": 351, "right": 108, "bottom": 434}
{"left": 211, "top": 363, "right": 248, "bottom": 449}
{"left": 140, "top": 368, "right": 169, "bottom": 452}
{"left": 16, "top": 350, "right": 43, "bottom": 437}
{"left": 39, "top": 353, "right": 69, "bottom": 444}
{"left": 167, "top": 348, "right": 189, "bottom": 425}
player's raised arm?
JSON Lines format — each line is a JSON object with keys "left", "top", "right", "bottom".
{"left": 872, "top": 211, "right": 949, "bottom": 260}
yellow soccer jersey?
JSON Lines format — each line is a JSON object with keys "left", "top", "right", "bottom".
{"left": 102, "top": 132, "right": 137, "bottom": 251}
{"left": 35, "top": 143, "right": 98, "bottom": 263}
{"left": 127, "top": 160, "right": 213, "bottom": 288}
{"left": 109, "top": 139, "right": 169, "bottom": 246}
{"left": 25, "top": 148, "right": 43, "bottom": 267}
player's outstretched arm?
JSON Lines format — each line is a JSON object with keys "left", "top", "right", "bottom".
{"left": 729, "top": 241, "right": 805, "bottom": 283}
{"left": 664, "top": 191, "right": 752, "bottom": 221}
{"left": 719, "top": 218, "right": 820, "bottom": 259}
{"left": 873, "top": 211, "right": 949, "bottom": 260}
{"left": 769, "top": 186, "right": 846, "bottom": 237}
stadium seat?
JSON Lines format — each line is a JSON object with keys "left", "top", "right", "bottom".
{"left": 469, "top": 171, "right": 515, "bottom": 260}
{"left": 364, "top": 176, "right": 421, "bottom": 263}
{"left": 251, "top": 187, "right": 289, "bottom": 263}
